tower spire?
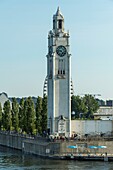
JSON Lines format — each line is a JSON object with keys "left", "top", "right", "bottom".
{"left": 56, "top": 6, "right": 60, "bottom": 15}
{"left": 53, "top": 7, "right": 64, "bottom": 33}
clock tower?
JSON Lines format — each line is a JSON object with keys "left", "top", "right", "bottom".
{"left": 47, "top": 7, "right": 71, "bottom": 137}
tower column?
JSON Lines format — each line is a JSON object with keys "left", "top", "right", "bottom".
{"left": 68, "top": 54, "right": 71, "bottom": 137}
{"left": 52, "top": 52, "right": 55, "bottom": 134}
{"left": 47, "top": 7, "right": 72, "bottom": 137}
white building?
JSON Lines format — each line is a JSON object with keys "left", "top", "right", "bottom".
{"left": 71, "top": 120, "right": 113, "bottom": 136}
{"left": 47, "top": 7, "right": 71, "bottom": 137}
{"left": 71, "top": 107, "right": 113, "bottom": 136}
{"left": 94, "top": 106, "right": 113, "bottom": 120}
{"left": 0, "top": 92, "right": 12, "bottom": 109}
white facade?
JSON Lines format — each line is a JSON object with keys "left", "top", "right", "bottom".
{"left": 71, "top": 120, "right": 113, "bottom": 135}
{"left": 94, "top": 106, "right": 113, "bottom": 120}
{"left": 47, "top": 7, "right": 71, "bottom": 137}
{"left": 0, "top": 92, "right": 12, "bottom": 109}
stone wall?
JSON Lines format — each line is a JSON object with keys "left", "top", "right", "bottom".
{"left": 0, "top": 132, "right": 61, "bottom": 156}
{"left": 59, "top": 139, "right": 113, "bottom": 155}
{"left": 0, "top": 132, "right": 113, "bottom": 156}
{"left": 71, "top": 120, "right": 113, "bottom": 135}
{"left": 0, "top": 132, "right": 26, "bottom": 149}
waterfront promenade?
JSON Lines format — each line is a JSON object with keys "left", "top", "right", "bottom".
{"left": 0, "top": 130, "right": 113, "bottom": 162}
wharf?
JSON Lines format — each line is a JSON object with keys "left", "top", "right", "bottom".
{"left": 60, "top": 154, "right": 112, "bottom": 162}
{"left": 0, "top": 131, "right": 113, "bottom": 162}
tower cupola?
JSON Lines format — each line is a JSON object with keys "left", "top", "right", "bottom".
{"left": 53, "top": 7, "right": 64, "bottom": 34}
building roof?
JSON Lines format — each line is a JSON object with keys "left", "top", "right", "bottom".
{"left": 0, "top": 92, "right": 12, "bottom": 108}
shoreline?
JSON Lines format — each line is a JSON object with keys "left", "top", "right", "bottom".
{"left": 0, "top": 131, "right": 113, "bottom": 162}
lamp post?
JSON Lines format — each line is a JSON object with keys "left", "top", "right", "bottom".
{"left": 71, "top": 111, "right": 75, "bottom": 119}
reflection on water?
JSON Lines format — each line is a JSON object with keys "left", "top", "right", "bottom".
{"left": 0, "top": 146, "right": 112, "bottom": 170}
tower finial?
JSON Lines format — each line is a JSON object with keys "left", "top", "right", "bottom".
{"left": 56, "top": 6, "right": 60, "bottom": 15}
{"left": 53, "top": 7, "right": 64, "bottom": 33}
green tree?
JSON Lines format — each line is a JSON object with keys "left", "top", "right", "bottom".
{"left": 23, "top": 99, "right": 28, "bottom": 133}
{"left": 19, "top": 98, "right": 25, "bottom": 131}
{"left": 36, "top": 96, "right": 42, "bottom": 134}
{"left": 3, "top": 100, "right": 12, "bottom": 131}
{"left": 83, "top": 94, "right": 99, "bottom": 119}
{"left": 41, "top": 96, "right": 47, "bottom": 134}
{"left": 0, "top": 103, "right": 2, "bottom": 130}
{"left": 71, "top": 95, "right": 87, "bottom": 119}
{"left": 12, "top": 98, "right": 19, "bottom": 132}
{"left": 23, "top": 97, "right": 36, "bottom": 134}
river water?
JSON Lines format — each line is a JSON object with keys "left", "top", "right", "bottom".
{"left": 0, "top": 146, "right": 113, "bottom": 170}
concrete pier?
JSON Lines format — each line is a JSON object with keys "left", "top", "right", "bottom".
{"left": 0, "top": 131, "right": 113, "bottom": 160}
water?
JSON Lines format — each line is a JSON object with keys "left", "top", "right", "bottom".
{"left": 0, "top": 146, "right": 113, "bottom": 170}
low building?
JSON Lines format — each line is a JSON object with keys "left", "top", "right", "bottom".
{"left": 71, "top": 120, "right": 113, "bottom": 136}
{"left": 106, "top": 100, "right": 113, "bottom": 107}
{"left": 0, "top": 92, "right": 12, "bottom": 109}
{"left": 94, "top": 106, "right": 113, "bottom": 120}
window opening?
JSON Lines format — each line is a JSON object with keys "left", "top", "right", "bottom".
{"left": 53, "top": 20, "right": 55, "bottom": 29}
{"left": 63, "top": 70, "right": 65, "bottom": 74}
{"left": 59, "top": 20, "right": 62, "bottom": 29}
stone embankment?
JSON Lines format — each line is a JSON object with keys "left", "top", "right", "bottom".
{"left": 0, "top": 131, "right": 113, "bottom": 158}
{"left": 0, "top": 131, "right": 61, "bottom": 157}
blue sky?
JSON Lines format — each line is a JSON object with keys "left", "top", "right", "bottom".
{"left": 0, "top": 0, "right": 113, "bottom": 100}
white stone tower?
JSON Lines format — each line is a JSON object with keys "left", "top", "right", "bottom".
{"left": 47, "top": 7, "right": 71, "bottom": 137}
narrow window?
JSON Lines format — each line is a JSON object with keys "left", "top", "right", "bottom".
{"left": 63, "top": 70, "right": 65, "bottom": 74}
{"left": 53, "top": 20, "right": 55, "bottom": 29}
{"left": 59, "top": 20, "right": 62, "bottom": 29}
{"left": 58, "top": 60, "right": 61, "bottom": 74}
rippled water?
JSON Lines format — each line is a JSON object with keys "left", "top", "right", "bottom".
{"left": 0, "top": 146, "right": 113, "bottom": 170}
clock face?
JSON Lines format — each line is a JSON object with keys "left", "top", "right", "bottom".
{"left": 56, "top": 45, "right": 66, "bottom": 57}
